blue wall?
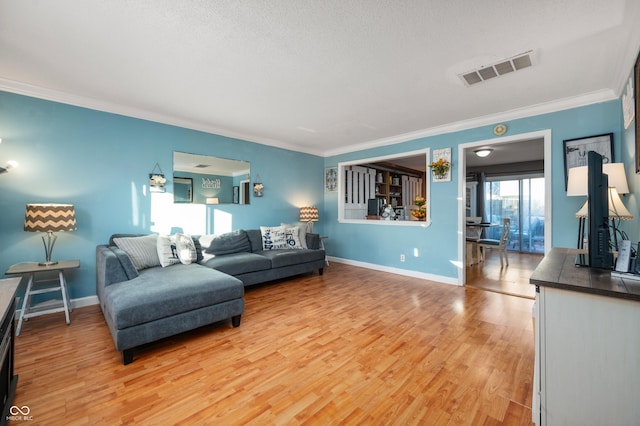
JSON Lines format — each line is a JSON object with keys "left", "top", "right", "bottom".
{"left": 324, "top": 99, "right": 634, "bottom": 280}
{"left": 1, "top": 85, "right": 637, "bottom": 298}
{"left": 0, "top": 92, "right": 324, "bottom": 301}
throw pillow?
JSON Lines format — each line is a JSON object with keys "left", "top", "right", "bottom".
{"left": 284, "top": 226, "right": 303, "bottom": 249}
{"left": 204, "top": 230, "right": 251, "bottom": 255}
{"left": 281, "top": 222, "right": 308, "bottom": 249}
{"left": 156, "top": 234, "right": 180, "bottom": 267}
{"left": 175, "top": 233, "right": 197, "bottom": 264}
{"left": 113, "top": 234, "right": 160, "bottom": 271}
{"left": 260, "top": 226, "right": 287, "bottom": 250}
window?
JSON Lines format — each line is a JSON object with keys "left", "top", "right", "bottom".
{"left": 338, "top": 149, "right": 431, "bottom": 226}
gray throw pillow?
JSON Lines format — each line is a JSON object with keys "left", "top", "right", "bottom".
{"left": 204, "top": 230, "right": 251, "bottom": 255}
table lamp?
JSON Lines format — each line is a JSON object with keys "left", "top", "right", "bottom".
{"left": 299, "top": 206, "right": 319, "bottom": 233}
{"left": 568, "top": 163, "right": 632, "bottom": 250}
{"left": 24, "top": 203, "right": 77, "bottom": 266}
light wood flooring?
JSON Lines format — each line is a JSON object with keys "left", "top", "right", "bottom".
{"left": 12, "top": 262, "right": 535, "bottom": 425}
{"left": 466, "top": 252, "right": 543, "bottom": 299}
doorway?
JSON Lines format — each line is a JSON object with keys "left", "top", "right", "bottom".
{"left": 458, "top": 129, "right": 551, "bottom": 286}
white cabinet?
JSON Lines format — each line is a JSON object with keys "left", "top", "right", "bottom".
{"left": 535, "top": 286, "right": 640, "bottom": 425}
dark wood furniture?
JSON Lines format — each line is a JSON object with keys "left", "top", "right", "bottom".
{"left": 0, "top": 278, "right": 19, "bottom": 426}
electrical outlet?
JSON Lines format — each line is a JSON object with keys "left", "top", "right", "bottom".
{"left": 400, "top": 254, "right": 405, "bottom": 262}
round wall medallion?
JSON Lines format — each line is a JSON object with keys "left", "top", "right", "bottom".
{"left": 493, "top": 124, "right": 507, "bottom": 136}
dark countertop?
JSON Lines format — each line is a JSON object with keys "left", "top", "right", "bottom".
{"left": 530, "top": 248, "right": 640, "bottom": 302}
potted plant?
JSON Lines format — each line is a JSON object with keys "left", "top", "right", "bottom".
{"left": 428, "top": 158, "right": 451, "bottom": 179}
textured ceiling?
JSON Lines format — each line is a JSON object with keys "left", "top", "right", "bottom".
{"left": 1, "top": 1, "right": 639, "bottom": 156}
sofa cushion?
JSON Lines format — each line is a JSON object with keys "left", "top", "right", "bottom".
{"left": 246, "top": 229, "right": 264, "bottom": 252}
{"left": 255, "top": 249, "right": 326, "bottom": 268}
{"left": 108, "top": 246, "right": 139, "bottom": 280}
{"left": 175, "top": 233, "right": 197, "bottom": 264}
{"left": 203, "top": 230, "right": 251, "bottom": 255}
{"left": 260, "top": 226, "right": 288, "bottom": 250}
{"left": 102, "top": 263, "right": 243, "bottom": 329}
{"left": 200, "top": 252, "right": 272, "bottom": 276}
{"left": 113, "top": 234, "right": 160, "bottom": 271}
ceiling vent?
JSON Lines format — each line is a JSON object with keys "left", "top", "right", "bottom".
{"left": 459, "top": 50, "right": 534, "bottom": 86}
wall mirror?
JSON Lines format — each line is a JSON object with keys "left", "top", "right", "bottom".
{"left": 173, "top": 151, "right": 251, "bottom": 204}
{"left": 338, "top": 149, "right": 430, "bottom": 225}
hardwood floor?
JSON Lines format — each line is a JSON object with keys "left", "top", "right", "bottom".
{"left": 466, "top": 252, "right": 543, "bottom": 299}
{"left": 12, "top": 263, "right": 535, "bottom": 425}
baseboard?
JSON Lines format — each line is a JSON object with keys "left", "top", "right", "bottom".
{"left": 326, "top": 256, "right": 460, "bottom": 286}
{"left": 15, "top": 295, "right": 99, "bottom": 316}
{"left": 71, "top": 295, "right": 99, "bottom": 309}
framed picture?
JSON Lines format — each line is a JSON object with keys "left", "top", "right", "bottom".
{"left": 233, "top": 186, "right": 239, "bottom": 204}
{"left": 325, "top": 167, "right": 337, "bottom": 192}
{"left": 635, "top": 50, "right": 640, "bottom": 173}
{"left": 173, "top": 177, "right": 193, "bottom": 203}
{"left": 563, "top": 133, "right": 613, "bottom": 189}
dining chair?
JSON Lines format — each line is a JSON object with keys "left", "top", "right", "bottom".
{"left": 477, "top": 218, "right": 511, "bottom": 267}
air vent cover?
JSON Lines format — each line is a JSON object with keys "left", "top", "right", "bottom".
{"left": 459, "top": 50, "right": 534, "bottom": 86}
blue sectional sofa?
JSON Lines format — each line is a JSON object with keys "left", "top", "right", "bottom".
{"left": 96, "top": 229, "right": 325, "bottom": 364}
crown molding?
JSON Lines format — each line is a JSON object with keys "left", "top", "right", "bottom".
{"left": 322, "top": 89, "right": 617, "bottom": 157}
{"left": 0, "top": 78, "right": 617, "bottom": 159}
{"left": 0, "top": 78, "right": 326, "bottom": 157}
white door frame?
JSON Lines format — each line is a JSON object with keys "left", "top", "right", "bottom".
{"left": 457, "top": 129, "right": 552, "bottom": 286}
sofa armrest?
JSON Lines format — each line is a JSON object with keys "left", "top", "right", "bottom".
{"left": 305, "top": 233, "right": 321, "bottom": 250}
{"left": 96, "top": 245, "right": 138, "bottom": 300}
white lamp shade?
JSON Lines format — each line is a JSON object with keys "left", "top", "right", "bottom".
{"left": 567, "top": 166, "right": 588, "bottom": 196}
{"left": 603, "top": 163, "right": 629, "bottom": 194}
{"left": 575, "top": 187, "right": 633, "bottom": 220}
{"left": 567, "top": 163, "right": 629, "bottom": 196}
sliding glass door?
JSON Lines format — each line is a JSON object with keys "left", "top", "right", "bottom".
{"left": 484, "top": 175, "right": 544, "bottom": 254}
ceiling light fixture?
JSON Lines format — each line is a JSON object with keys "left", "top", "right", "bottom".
{"left": 474, "top": 149, "right": 493, "bottom": 158}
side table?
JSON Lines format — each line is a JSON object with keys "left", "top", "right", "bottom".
{"left": 5, "top": 260, "right": 79, "bottom": 336}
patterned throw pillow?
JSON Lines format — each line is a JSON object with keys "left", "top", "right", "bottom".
{"left": 175, "top": 233, "right": 197, "bottom": 264}
{"left": 113, "top": 234, "right": 160, "bottom": 271}
{"left": 157, "top": 234, "right": 180, "bottom": 267}
{"left": 281, "top": 222, "right": 308, "bottom": 249}
{"left": 284, "top": 226, "right": 303, "bottom": 249}
{"left": 260, "top": 226, "right": 287, "bottom": 250}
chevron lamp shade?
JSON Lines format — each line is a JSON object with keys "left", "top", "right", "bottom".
{"left": 24, "top": 204, "right": 76, "bottom": 266}
{"left": 24, "top": 204, "right": 77, "bottom": 232}
{"left": 299, "top": 206, "right": 319, "bottom": 233}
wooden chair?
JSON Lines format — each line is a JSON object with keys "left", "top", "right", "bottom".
{"left": 477, "top": 218, "right": 510, "bottom": 267}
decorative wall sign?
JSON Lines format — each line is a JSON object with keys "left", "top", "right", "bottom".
{"left": 202, "top": 177, "right": 221, "bottom": 189}
{"left": 325, "top": 167, "right": 338, "bottom": 192}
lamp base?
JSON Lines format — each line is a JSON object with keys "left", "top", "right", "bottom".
{"left": 38, "top": 260, "right": 59, "bottom": 267}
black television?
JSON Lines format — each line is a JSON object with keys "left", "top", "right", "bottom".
{"left": 587, "top": 151, "right": 613, "bottom": 269}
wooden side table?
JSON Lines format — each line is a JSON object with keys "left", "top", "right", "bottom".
{"left": 5, "top": 260, "right": 79, "bottom": 336}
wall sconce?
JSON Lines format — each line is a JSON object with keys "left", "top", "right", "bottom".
{"left": 149, "top": 162, "right": 166, "bottom": 192}
{"left": 253, "top": 174, "right": 264, "bottom": 197}
{"left": 206, "top": 197, "right": 219, "bottom": 205}
{"left": 0, "top": 138, "right": 19, "bottom": 175}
